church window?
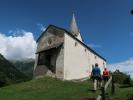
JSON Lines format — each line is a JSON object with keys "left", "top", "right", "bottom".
{"left": 85, "top": 48, "right": 87, "bottom": 52}
{"left": 95, "top": 55, "right": 97, "bottom": 59}
{"left": 48, "top": 38, "right": 52, "bottom": 45}
{"left": 103, "top": 62, "right": 105, "bottom": 66}
{"left": 75, "top": 42, "right": 78, "bottom": 46}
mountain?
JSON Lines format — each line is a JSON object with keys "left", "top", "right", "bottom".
{"left": 0, "top": 54, "right": 28, "bottom": 86}
{"left": 10, "top": 59, "right": 35, "bottom": 79}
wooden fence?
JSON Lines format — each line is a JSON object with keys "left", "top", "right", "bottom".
{"left": 96, "top": 75, "right": 115, "bottom": 100}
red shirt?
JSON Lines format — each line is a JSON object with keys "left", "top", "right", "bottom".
{"left": 103, "top": 70, "right": 109, "bottom": 76}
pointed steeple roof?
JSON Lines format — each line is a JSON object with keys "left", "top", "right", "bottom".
{"left": 70, "top": 13, "right": 79, "bottom": 36}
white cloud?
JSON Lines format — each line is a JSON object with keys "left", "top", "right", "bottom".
{"left": 88, "top": 44, "right": 102, "bottom": 48}
{"left": 108, "top": 58, "right": 133, "bottom": 78}
{"left": 37, "top": 23, "right": 46, "bottom": 32}
{"left": 0, "top": 31, "right": 37, "bottom": 60}
{"left": 8, "top": 29, "right": 25, "bottom": 36}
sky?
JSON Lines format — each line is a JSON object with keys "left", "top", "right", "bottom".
{"left": 0, "top": 0, "right": 133, "bottom": 73}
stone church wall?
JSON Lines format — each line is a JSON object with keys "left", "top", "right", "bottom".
{"left": 37, "top": 27, "right": 64, "bottom": 52}
{"left": 34, "top": 27, "right": 65, "bottom": 78}
{"left": 64, "top": 33, "right": 106, "bottom": 80}
{"left": 64, "top": 33, "right": 89, "bottom": 80}
{"left": 55, "top": 46, "right": 64, "bottom": 79}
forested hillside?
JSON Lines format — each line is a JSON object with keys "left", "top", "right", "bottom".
{"left": 11, "top": 59, "right": 34, "bottom": 79}
{"left": 0, "top": 54, "right": 28, "bottom": 86}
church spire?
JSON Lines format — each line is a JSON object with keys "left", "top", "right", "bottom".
{"left": 70, "top": 13, "right": 79, "bottom": 36}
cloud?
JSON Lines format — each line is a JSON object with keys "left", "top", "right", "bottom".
{"left": 108, "top": 58, "right": 133, "bottom": 78}
{"left": 37, "top": 23, "right": 46, "bottom": 32}
{"left": 0, "top": 31, "right": 37, "bottom": 60}
{"left": 8, "top": 29, "right": 25, "bottom": 36}
{"left": 88, "top": 44, "right": 102, "bottom": 48}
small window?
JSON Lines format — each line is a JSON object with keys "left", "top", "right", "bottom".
{"left": 75, "top": 42, "right": 78, "bottom": 46}
{"left": 85, "top": 48, "right": 87, "bottom": 52}
{"left": 95, "top": 55, "right": 97, "bottom": 59}
{"left": 48, "top": 38, "right": 52, "bottom": 45}
{"left": 103, "top": 62, "right": 105, "bottom": 66}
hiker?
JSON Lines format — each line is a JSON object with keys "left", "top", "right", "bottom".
{"left": 102, "top": 68, "right": 110, "bottom": 85}
{"left": 91, "top": 63, "right": 102, "bottom": 91}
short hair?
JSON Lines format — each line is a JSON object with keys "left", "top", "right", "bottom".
{"left": 95, "top": 63, "right": 98, "bottom": 66}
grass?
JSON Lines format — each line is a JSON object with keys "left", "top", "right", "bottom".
{"left": 1, "top": 76, "right": 132, "bottom": 100}
{"left": 106, "top": 84, "right": 133, "bottom": 100}
{"left": 0, "top": 76, "right": 99, "bottom": 100}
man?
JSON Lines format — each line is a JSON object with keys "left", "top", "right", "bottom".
{"left": 103, "top": 68, "right": 110, "bottom": 85}
{"left": 91, "top": 63, "right": 102, "bottom": 91}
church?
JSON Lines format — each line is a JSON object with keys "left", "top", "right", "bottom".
{"left": 33, "top": 14, "right": 106, "bottom": 80}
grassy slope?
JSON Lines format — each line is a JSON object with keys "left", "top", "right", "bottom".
{"left": 1, "top": 76, "right": 132, "bottom": 100}
{"left": 107, "top": 85, "right": 133, "bottom": 100}
{"left": 0, "top": 77, "right": 99, "bottom": 100}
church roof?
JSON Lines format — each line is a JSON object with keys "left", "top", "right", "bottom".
{"left": 70, "top": 13, "right": 79, "bottom": 36}
{"left": 37, "top": 25, "right": 106, "bottom": 61}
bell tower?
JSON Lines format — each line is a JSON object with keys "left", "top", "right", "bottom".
{"left": 70, "top": 13, "right": 83, "bottom": 41}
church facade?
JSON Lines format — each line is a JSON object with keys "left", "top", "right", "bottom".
{"left": 33, "top": 14, "right": 106, "bottom": 80}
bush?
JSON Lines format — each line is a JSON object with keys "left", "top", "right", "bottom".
{"left": 112, "top": 70, "right": 132, "bottom": 86}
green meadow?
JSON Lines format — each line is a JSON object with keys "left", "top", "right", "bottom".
{"left": 0, "top": 77, "right": 99, "bottom": 100}
{"left": 0, "top": 76, "right": 133, "bottom": 100}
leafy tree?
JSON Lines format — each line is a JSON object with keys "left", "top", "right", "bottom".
{"left": 112, "top": 70, "right": 132, "bottom": 86}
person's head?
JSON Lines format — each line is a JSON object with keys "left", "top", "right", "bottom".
{"left": 95, "top": 63, "right": 98, "bottom": 67}
{"left": 104, "top": 68, "right": 107, "bottom": 70}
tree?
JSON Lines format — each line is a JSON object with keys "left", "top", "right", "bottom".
{"left": 112, "top": 70, "right": 132, "bottom": 86}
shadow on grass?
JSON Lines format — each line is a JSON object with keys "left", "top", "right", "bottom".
{"left": 81, "top": 97, "right": 96, "bottom": 100}
{"left": 119, "top": 85, "right": 133, "bottom": 88}
{"left": 87, "top": 89, "right": 95, "bottom": 92}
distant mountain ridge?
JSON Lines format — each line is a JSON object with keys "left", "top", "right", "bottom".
{"left": 10, "top": 59, "right": 35, "bottom": 79}
{"left": 0, "top": 54, "right": 28, "bottom": 86}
